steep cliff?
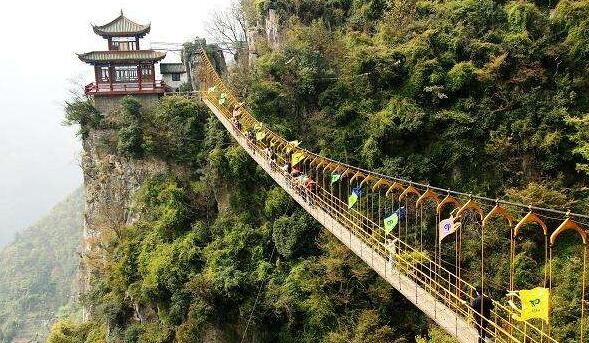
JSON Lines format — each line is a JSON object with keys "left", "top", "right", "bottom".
{"left": 182, "top": 39, "right": 228, "bottom": 92}
{"left": 78, "top": 95, "right": 169, "bottom": 322}
{"left": 53, "top": 57, "right": 433, "bottom": 343}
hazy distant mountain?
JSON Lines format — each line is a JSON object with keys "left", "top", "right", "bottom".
{"left": 0, "top": 188, "right": 83, "bottom": 343}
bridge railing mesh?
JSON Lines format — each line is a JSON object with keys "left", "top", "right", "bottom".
{"left": 185, "top": 48, "right": 559, "bottom": 343}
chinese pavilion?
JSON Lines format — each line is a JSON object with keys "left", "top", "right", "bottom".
{"left": 78, "top": 12, "right": 166, "bottom": 96}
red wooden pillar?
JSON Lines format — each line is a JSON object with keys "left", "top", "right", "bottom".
{"left": 138, "top": 64, "right": 142, "bottom": 90}
{"left": 109, "top": 64, "right": 114, "bottom": 91}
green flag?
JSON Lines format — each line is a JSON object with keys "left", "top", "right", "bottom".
{"left": 384, "top": 213, "right": 399, "bottom": 234}
{"left": 348, "top": 193, "right": 358, "bottom": 208}
{"left": 219, "top": 93, "right": 227, "bottom": 105}
{"left": 348, "top": 187, "right": 362, "bottom": 208}
{"left": 331, "top": 173, "right": 341, "bottom": 184}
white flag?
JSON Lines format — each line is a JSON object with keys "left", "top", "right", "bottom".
{"left": 439, "top": 217, "right": 460, "bottom": 243}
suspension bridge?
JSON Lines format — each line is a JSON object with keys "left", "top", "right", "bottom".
{"left": 168, "top": 48, "right": 589, "bottom": 343}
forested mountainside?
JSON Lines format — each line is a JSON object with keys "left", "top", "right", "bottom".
{"left": 51, "top": 0, "right": 589, "bottom": 342}
{"left": 0, "top": 188, "right": 83, "bottom": 343}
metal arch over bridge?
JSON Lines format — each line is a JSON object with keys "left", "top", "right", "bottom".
{"left": 166, "top": 48, "right": 589, "bottom": 343}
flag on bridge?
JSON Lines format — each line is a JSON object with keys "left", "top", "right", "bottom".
{"left": 291, "top": 151, "right": 305, "bottom": 166}
{"left": 219, "top": 93, "right": 228, "bottom": 105}
{"left": 438, "top": 216, "right": 460, "bottom": 243}
{"left": 256, "top": 130, "right": 267, "bottom": 141}
{"left": 394, "top": 206, "right": 406, "bottom": 220}
{"left": 508, "top": 287, "right": 551, "bottom": 323}
{"left": 348, "top": 187, "right": 362, "bottom": 208}
{"left": 384, "top": 213, "right": 398, "bottom": 234}
{"left": 286, "top": 140, "right": 300, "bottom": 152}
{"left": 384, "top": 206, "right": 406, "bottom": 234}
{"left": 331, "top": 173, "right": 341, "bottom": 184}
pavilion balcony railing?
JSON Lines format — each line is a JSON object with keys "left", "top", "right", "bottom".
{"left": 84, "top": 80, "right": 166, "bottom": 95}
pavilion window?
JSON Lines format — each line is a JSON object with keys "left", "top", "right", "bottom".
{"left": 99, "top": 67, "right": 110, "bottom": 82}
{"left": 111, "top": 37, "right": 138, "bottom": 51}
{"left": 114, "top": 66, "right": 139, "bottom": 82}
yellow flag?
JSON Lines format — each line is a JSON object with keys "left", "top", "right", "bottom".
{"left": 509, "top": 287, "right": 550, "bottom": 323}
{"left": 291, "top": 151, "right": 305, "bottom": 166}
{"left": 256, "top": 131, "right": 266, "bottom": 141}
{"left": 286, "top": 140, "right": 300, "bottom": 152}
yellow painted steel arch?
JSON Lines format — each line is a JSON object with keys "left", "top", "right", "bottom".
{"left": 550, "top": 218, "right": 588, "bottom": 246}
{"left": 456, "top": 199, "right": 484, "bottom": 222}
{"left": 416, "top": 188, "right": 440, "bottom": 208}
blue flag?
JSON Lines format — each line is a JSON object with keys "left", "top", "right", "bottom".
{"left": 394, "top": 206, "right": 406, "bottom": 220}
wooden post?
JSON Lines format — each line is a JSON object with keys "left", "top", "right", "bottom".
{"left": 94, "top": 66, "right": 100, "bottom": 86}
{"left": 109, "top": 64, "right": 114, "bottom": 91}
{"left": 138, "top": 64, "right": 142, "bottom": 90}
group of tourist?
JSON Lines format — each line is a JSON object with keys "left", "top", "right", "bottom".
{"left": 229, "top": 103, "right": 317, "bottom": 203}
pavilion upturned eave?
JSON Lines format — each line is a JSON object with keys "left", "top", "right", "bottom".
{"left": 77, "top": 50, "right": 166, "bottom": 65}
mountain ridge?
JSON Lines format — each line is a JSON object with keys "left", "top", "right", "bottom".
{"left": 0, "top": 188, "right": 83, "bottom": 343}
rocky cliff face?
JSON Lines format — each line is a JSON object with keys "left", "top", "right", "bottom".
{"left": 79, "top": 95, "right": 168, "bottom": 320}
{"left": 246, "top": 8, "right": 281, "bottom": 61}
{"left": 264, "top": 9, "right": 280, "bottom": 49}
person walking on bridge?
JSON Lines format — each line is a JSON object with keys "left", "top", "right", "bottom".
{"left": 470, "top": 287, "right": 494, "bottom": 343}
{"left": 232, "top": 103, "right": 243, "bottom": 120}
{"left": 303, "top": 176, "right": 317, "bottom": 205}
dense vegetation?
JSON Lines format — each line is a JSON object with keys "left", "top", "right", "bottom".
{"left": 245, "top": 0, "right": 589, "bottom": 197}
{"left": 0, "top": 189, "right": 83, "bottom": 342}
{"left": 53, "top": 0, "right": 589, "bottom": 342}
{"left": 239, "top": 1, "right": 589, "bottom": 340}
{"left": 53, "top": 93, "right": 434, "bottom": 342}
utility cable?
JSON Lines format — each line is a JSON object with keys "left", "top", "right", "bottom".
{"left": 241, "top": 244, "right": 276, "bottom": 343}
